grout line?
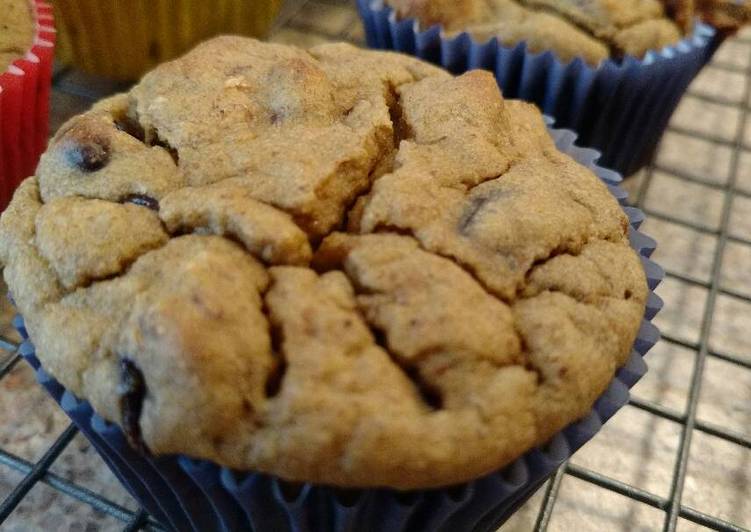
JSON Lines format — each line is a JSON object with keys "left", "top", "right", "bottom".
{"left": 642, "top": 209, "right": 721, "bottom": 236}
{"left": 650, "top": 163, "right": 751, "bottom": 202}
{"left": 667, "top": 125, "right": 751, "bottom": 152}
{"left": 641, "top": 208, "right": 751, "bottom": 249}
{"left": 711, "top": 61, "right": 751, "bottom": 74}
{"left": 643, "top": 209, "right": 751, "bottom": 248}
{"left": 686, "top": 90, "right": 750, "bottom": 111}
{"left": 685, "top": 89, "right": 750, "bottom": 110}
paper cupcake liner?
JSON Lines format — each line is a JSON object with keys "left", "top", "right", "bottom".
{"left": 13, "top": 124, "right": 664, "bottom": 531}
{"left": 0, "top": 0, "right": 55, "bottom": 211}
{"left": 357, "top": 0, "right": 716, "bottom": 177}
{"left": 53, "top": 0, "right": 281, "bottom": 80}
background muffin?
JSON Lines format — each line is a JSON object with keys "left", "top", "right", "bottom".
{"left": 0, "top": 0, "right": 55, "bottom": 210}
{"left": 387, "top": 0, "right": 686, "bottom": 65}
{"left": 52, "top": 0, "right": 281, "bottom": 79}
{"left": 357, "top": 0, "right": 721, "bottom": 177}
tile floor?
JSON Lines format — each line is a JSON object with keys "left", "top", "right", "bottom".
{"left": 1, "top": 1, "right": 750, "bottom": 530}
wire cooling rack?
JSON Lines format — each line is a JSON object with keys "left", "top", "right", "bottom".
{"left": 1, "top": 1, "right": 751, "bottom": 531}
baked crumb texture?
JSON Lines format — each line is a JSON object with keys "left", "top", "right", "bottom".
{"left": 0, "top": 38, "right": 648, "bottom": 489}
{"left": 0, "top": 0, "right": 34, "bottom": 73}
{"left": 386, "top": 0, "right": 690, "bottom": 65}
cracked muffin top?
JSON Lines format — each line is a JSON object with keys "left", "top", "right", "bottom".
{"left": 385, "top": 0, "right": 743, "bottom": 65}
{"left": 0, "top": 0, "right": 34, "bottom": 73}
{"left": 0, "top": 37, "right": 648, "bottom": 489}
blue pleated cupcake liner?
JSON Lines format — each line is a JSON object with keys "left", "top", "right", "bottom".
{"left": 357, "top": 0, "right": 717, "bottom": 177}
{"left": 14, "top": 124, "right": 664, "bottom": 531}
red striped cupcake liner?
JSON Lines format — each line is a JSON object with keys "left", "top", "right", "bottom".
{"left": 0, "top": 0, "right": 55, "bottom": 210}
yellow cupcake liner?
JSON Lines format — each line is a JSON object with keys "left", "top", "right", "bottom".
{"left": 53, "top": 0, "right": 282, "bottom": 79}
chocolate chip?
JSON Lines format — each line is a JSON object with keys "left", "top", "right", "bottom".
{"left": 115, "top": 116, "right": 146, "bottom": 142}
{"left": 457, "top": 188, "right": 507, "bottom": 235}
{"left": 121, "top": 194, "right": 159, "bottom": 211}
{"left": 404, "top": 365, "right": 443, "bottom": 410}
{"left": 66, "top": 137, "right": 111, "bottom": 172}
{"left": 117, "top": 358, "right": 148, "bottom": 454}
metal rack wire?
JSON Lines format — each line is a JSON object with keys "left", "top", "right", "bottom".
{"left": 1, "top": 1, "right": 750, "bottom": 530}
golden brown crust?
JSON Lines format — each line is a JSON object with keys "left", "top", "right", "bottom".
{"left": 387, "top": 0, "right": 686, "bottom": 64}
{"left": 0, "top": 0, "right": 34, "bottom": 72}
{"left": 0, "top": 38, "right": 647, "bottom": 489}
{"left": 388, "top": 0, "right": 489, "bottom": 30}
{"left": 696, "top": 0, "right": 751, "bottom": 35}
{"left": 662, "top": 0, "right": 697, "bottom": 33}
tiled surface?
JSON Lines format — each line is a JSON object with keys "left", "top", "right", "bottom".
{"left": 653, "top": 277, "right": 709, "bottom": 345}
{"left": 1, "top": 1, "right": 751, "bottom": 531}
{"left": 690, "top": 65, "right": 747, "bottom": 104}
{"left": 644, "top": 171, "right": 725, "bottom": 231}
{"left": 641, "top": 217, "right": 717, "bottom": 283}
{"left": 656, "top": 130, "right": 733, "bottom": 185}
{"left": 670, "top": 96, "right": 741, "bottom": 142}
{"left": 569, "top": 406, "right": 682, "bottom": 499}
{"left": 698, "top": 356, "right": 751, "bottom": 439}
{"left": 547, "top": 476, "right": 667, "bottom": 532}
{"left": 709, "top": 294, "right": 751, "bottom": 362}
{"left": 683, "top": 431, "right": 751, "bottom": 527}
{"left": 631, "top": 341, "right": 694, "bottom": 414}
{"left": 721, "top": 240, "right": 751, "bottom": 297}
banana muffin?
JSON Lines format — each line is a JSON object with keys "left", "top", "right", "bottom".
{"left": 693, "top": 0, "right": 751, "bottom": 34}
{"left": 385, "top": 0, "right": 748, "bottom": 64}
{"left": 0, "top": 0, "right": 34, "bottom": 72}
{"left": 0, "top": 37, "right": 648, "bottom": 489}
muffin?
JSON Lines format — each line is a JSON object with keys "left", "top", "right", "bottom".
{"left": 0, "top": 0, "right": 34, "bottom": 72}
{"left": 0, "top": 0, "right": 55, "bottom": 210}
{"left": 357, "top": 0, "right": 720, "bottom": 177}
{"left": 386, "top": 0, "right": 751, "bottom": 61}
{"left": 53, "top": 0, "right": 282, "bottom": 79}
{"left": 387, "top": 0, "right": 687, "bottom": 65}
{"left": 693, "top": 0, "right": 751, "bottom": 35}
{"left": 1, "top": 37, "right": 662, "bottom": 529}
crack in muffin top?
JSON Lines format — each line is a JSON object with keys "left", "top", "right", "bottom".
{"left": 0, "top": 0, "right": 34, "bottom": 73}
{"left": 0, "top": 37, "right": 648, "bottom": 489}
{"left": 385, "top": 0, "right": 697, "bottom": 65}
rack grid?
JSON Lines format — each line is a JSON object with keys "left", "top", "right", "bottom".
{"left": 1, "top": 1, "right": 750, "bottom": 530}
